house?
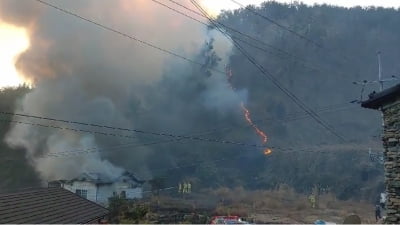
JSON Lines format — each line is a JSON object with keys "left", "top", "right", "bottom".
{"left": 48, "top": 171, "right": 145, "bottom": 206}
{"left": 0, "top": 187, "right": 109, "bottom": 224}
{"left": 362, "top": 83, "right": 400, "bottom": 223}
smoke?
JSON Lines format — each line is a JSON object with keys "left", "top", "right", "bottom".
{"left": 1, "top": 0, "right": 238, "bottom": 181}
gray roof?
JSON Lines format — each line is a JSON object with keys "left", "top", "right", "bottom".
{"left": 52, "top": 171, "right": 145, "bottom": 186}
{"left": 0, "top": 187, "right": 109, "bottom": 224}
{"left": 362, "top": 83, "right": 400, "bottom": 109}
{"left": 118, "top": 171, "right": 145, "bottom": 184}
{"left": 71, "top": 172, "right": 114, "bottom": 184}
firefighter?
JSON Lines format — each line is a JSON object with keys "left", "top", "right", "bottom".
{"left": 183, "top": 182, "right": 188, "bottom": 193}
{"left": 309, "top": 194, "right": 316, "bottom": 208}
{"left": 187, "top": 182, "right": 192, "bottom": 193}
{"left": 375, "top": 204, "right": 382, "bottom": 222}
{"left": 178, "top": 182, "right": 182, "bottom": 193}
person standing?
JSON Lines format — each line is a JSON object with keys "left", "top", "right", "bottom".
{"left": 178, "top": 182, "right": 182, "bottom": 193}
{"left": 380, "top": 192, "right": 386, "bottom": 209}
{"left": 183, "top": 182, "right": 188, "bottom": 194}
{"left": 309, "top": 194, "right": 316, "bottom": 208}
{"left": 375, "top": 204, "right": 382, "bottom": 222}
{"left": 187, "top": 182, "right": 192, "bottom": 193}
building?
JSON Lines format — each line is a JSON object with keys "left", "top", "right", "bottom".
{"left": 0, "top": 187, "right": 109, "bottom": 224}
{"left": 362, "top": 83, "right": 400, "bottom": 223}
{"left": 48, "top": 171, "right": 144, "bottom": 206}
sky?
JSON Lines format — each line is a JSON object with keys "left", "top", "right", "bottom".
{"left": 201, "top": 0, "right": 400, "bottom": 16}
{"left": 1, "top": 0, "right": 400, "bottom": 89}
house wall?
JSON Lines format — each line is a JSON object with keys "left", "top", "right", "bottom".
{"left": 382, "top": 101, "right": 400, "bottom": 223}
{"left": 63, "top": 181, "right": 98, "bottom": 203}
{"left": 97, "top": 185, "right": 114, "bottom": 205}
{"left": 113, "top": 182, "right": 143, "bottom": 199}
{"left": 59, "top": 178, "right": 143, "bottom": 206}
{"left": 95, "top": 184, "right": 142, "bottom": 206}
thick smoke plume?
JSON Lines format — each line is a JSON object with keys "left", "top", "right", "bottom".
{"left": 1, "top": 0, "right": 237, "bottom": 181}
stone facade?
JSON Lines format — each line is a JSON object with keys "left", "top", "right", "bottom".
{"left": 382, "top": 102, "right": 400, "bottom": 223}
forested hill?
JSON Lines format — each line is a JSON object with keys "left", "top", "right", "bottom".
{"left": 213, "top": 2, "right": 398, "bottom": 200}
{"left": 217, "top": 2, "right": 400, "bottom": 146}
{"left": 2, "top": 2, "right": 400, "bottom": 201}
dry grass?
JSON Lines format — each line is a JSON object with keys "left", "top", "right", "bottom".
{"left": 144, "top": 186, "right": 377, "bottom": 224}
{"left": 206, "top": 186, "right": 376, "bottom": 224}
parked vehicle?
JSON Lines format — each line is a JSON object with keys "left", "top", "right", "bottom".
{"left": 210, "top": 216, "right": 250, "bottom": 224}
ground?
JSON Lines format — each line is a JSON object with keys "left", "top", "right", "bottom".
{"left": 114, "top": 186, "right": 378, "bottom": 224}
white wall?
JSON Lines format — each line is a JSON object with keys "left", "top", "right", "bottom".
{"left": 114, "top": 182, "right": 143, "bottom": 199}
{"left": 62, "top": 180, "right": 143, "bottom": 206}
{"left": 63, "top": 181, "right": 98, "bottom": 203}
{"left": 126, "top": 187, "right": 143, "bottom": 199}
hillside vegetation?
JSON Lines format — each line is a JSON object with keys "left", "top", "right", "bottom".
{"left": 1, "top": 2, "right": 397, "bottom": 202}
{"left": 0, "top": 86, "right": 40, "bottom": 191}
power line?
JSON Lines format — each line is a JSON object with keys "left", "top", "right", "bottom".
{"left": 0, "top": 101, "right": 355, "bottom": 149}
{"left": 230, "top": 0, "right": 360, "bottom": 68}
{"left": 159, "top": 0, "right": 315, "bottom": 63}
{"left": 1, "top": 104, "right": 352, "bottom": 158}
{"left": 174, "top": 103, "right": 357, "bottom": 138}
{"left": 191, "top": 0, "right": 346, "bottom": 142}
{"left": 163, "top": 1, "right": 354, "bottom": 80}
{"left": 160, "top": 0, "right": 359, "bottom": 83}
{"left": 0, "top": 118, "right": 139, "bottom": 140}
{"left": 34, "top": 0, "right": 344, "bottom": 142}
{"left": 229, "top": 0, "right": 323, "bottom": 48}
{"left": 42, "top": 130, "right": 366, "bottom": 159}
{"left": 32, "top": 0, "right": 340, "bottom": 138}
{"left": 33, "top": 0, "right": 225, "bottom": 75}
{"left": 41, "top": 123, "right": 255, "bottom": 158}
{"left": 0, "top": 111, "right": 266, "bottom": 149}
{"left": 163, "top": 0, "right": 294, "bottom": 55}
{"left": 1, "top": 103, "right": 357, "bottom": 159}
{"left": 150, "top": 0, "right": 330, "bottom": 74}
{"left": 193, "top": 0, "right": 345, "bottom": 141}
{"left": 0, "top": 103, "right": 357, "bottom": 159}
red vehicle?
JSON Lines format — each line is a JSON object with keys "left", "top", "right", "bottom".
{"left": 210, "top": 216, "right": 249, "bottom": 224}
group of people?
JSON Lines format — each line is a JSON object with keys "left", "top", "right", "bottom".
{"left": 178, "top": 181, "right": 192, "bottom": 194}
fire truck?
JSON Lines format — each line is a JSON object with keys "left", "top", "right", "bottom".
{"left": 209, "top": 216, "right": 250, "bottom": 224}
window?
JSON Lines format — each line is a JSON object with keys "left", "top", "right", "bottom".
{"left": 75, "top": 189, "right": 88, "bottom": 198}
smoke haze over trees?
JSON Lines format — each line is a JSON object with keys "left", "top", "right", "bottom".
{"left": 1, "top": 1, "right": 398, "bottom": 200}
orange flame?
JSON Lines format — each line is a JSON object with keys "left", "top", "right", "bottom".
{"left": 225, "top": 65, "right": 270, "bottom": 152}
{"left": 264, "top": 148, "right": 272, "bottom": 155}
{"left": 240, "top": 103, "right": 268, "bottom": 144}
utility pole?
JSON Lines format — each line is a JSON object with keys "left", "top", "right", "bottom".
{"left": 352, "top": 51, "right": 398, "bottom": 101}
{"left": 377, "top": 51, "right": 383, "bottom": 91}
{"left": 352, "top": 51, "right": 399, "bottom": 157}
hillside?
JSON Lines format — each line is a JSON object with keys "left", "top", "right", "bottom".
{"left": 1, "top": 1, "right": 397, "bottom": 202}
{"left": 0, "top": 86, "right": 40, "bottom": 191}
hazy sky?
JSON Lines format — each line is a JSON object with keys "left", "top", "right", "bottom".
{"left": 202, "top": 0, "right": 400, "bottom": 15}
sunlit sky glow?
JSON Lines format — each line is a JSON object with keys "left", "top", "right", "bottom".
{"left": 200, "top": 0, "right": 400, "bottom": 16}
{"left": 0, "top": 21, "right": 30, "bottom": 89}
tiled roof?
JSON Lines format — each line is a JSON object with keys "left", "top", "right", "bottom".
{"left": 0, "top": 187, "right": 109, "bottom": 224}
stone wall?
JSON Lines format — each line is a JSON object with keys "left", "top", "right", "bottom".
{"left": 382, "top": 102, "right": 400, "bottom": 223}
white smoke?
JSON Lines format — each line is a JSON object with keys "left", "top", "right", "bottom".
{"left": 1, "top": 0, "right": 237, "bottom": 181}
